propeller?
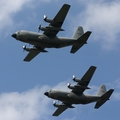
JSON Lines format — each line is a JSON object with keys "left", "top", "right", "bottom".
{"left": 43, "top": 15, "right": 47, "bottom": 21}
{"left": 53, "top": 100, "right": 56, "bottom": 107}
{"left": 38, "top": 22, "right": 42, "bottom": 32}
{"left": 67, "top": 83, "right": 71, "bottom": 87}
{"left": 23, "top": 45, "right": 27, "bottom": 52}
{"left": 53, "top": 100, "right": 56, "bottom": 105}
{"left": 72, "top": 75, "right": 76, "bottom": 80}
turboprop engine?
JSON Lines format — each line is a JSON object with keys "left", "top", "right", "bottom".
{"left": 67, "top": 83, "right": 90, "bottom": 90}
{"left": 23, "top": 45, "right": 48, "bottom": 52}
{"left": 53, "top": 101, "right": 75, "bottom": 108}
{"left": 44, "top": 15, "right": 54, "bottom": 23}
{"left": 72, "top": 75, "right": 82, "bottom": 82}
{"left": 53, "top": 101, "right": 60, "bottom": 107}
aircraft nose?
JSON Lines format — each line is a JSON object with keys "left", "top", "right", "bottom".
{"left": 44, "top": 92, "right": 49, "bottom": 96}
{"left": 12, "top": 33, "right": 17, "bottom": 39}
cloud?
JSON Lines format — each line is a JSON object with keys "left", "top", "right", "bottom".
{"left": 0, "top": 79, "right": 119, "bottom": 120}
{"left": 107, "top": 78, "right": 120, "bottom": 101}
{"left": 0, "top": 0, "right": 33, "bottom": 32}
{"left": 72, "top": 0, "right": 120, "bottom": 50}
{"left": 0, "top": 80, "right": 71, "bottom": 120}
{"left": 1, "top": 0, "right": 120, "bottom": 50}
{"left": 0, "top": 85, "right": 51, "bottom": 120}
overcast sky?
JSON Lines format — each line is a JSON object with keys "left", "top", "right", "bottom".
{"left": 0, "top": 0, "right": 120, "bottom": 120}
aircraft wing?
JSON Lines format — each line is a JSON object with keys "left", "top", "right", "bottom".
{"left": 24, "top": 50, "right": 40, "bottom": 62}
{"left": 72, "top": 66, "right": 97, "bottom": 94}
{"left": 43, "top": 4, "right": 70, "bottom": 37}
{"left": 53, "top": 104, "right": 68, "bottom": 116}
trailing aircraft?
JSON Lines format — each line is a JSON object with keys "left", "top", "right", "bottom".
{"left": 12, "top": 4, "right": 91, "bottom": 62}
{"left": 44, "top": 66, "right": 114, "bottom": 116}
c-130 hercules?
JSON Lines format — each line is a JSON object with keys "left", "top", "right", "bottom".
{"left": 44, "top": 66, "right": 114, "bottom": 116}
{"left": 12, "top": 4, "right": 91, "bottom": 62}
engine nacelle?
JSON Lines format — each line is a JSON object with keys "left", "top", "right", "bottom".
{"left": 23, "top": 45, "right": 39, "bottom": 52}
{"left": 74, "top": 85, "right": 90, "bottom": 89}
{"left": 72, "top": 75, "right": 81, "bottom": 82}
{"left": 53, "top": 101, "right": 75, "bottom": 108}
{"left": 44, "top": 15, "right": 54, "bottom": 23}
{"left": 38, "top": 26, "right": 48, "bottom": 31}
{"left": 23, "top": 45, "right": 48, "bottom": 52}
{"left": 38, "top": 25, "right": 64, "bottom": 32}
{"left": 67, "top": 83, "right": 90, "bottom": 90}
{"left": 53, "top": 101, "right": 60, "bottom": 108}
{"left": 23, "top": 45, "right": 31, "bottom": 52}
{"left": 67, "top": 83, "right": 75, "bottom": 89}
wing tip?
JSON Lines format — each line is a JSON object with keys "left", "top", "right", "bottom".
{"left": 63, "top": 4, "right": 71, "bottom": 8}
{"left": 23, "top": 59, "right": 30, "bottom": 62}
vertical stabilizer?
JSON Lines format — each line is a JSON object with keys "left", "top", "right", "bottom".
{"left": 97, "top": 85, "right": 107, "bottom": 96}
{"left": 72, "top": 26, "right": 84, "bottom": 39}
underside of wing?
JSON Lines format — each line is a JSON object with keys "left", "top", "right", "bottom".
{"left": 52, "top": 105, "right": 68, "bottom": 116}
{"left": 43, "top": 4, "right": 70, "bottom": 37}
{"left": 24, "top": 50, "right": 40, "bottom": 62}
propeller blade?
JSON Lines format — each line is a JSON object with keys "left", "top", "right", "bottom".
{"left": 53, "top": 100, "right": 56, "bottom": 105}
{"left": 38, "top": 22, "right": 42, "bottom": 33}
{"left": 44, "top": 15, "right": 47, "bottom": 21}
{"left": 23, "top": 45, "right": 27, "bottom": 52}
{"left": 72, "top": 75, "right": 76, "bottom": 80}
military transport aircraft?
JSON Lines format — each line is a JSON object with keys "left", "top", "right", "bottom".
{"left": 12, "top": 4, "right": 91, "bottom": 62}
{"left": 44, "top": 66, "right": 114, "bottom": 116}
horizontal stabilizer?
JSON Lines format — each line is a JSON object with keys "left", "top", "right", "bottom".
{"left": 70, "top": 31, "right": 91, "bottom": 53}
{"left": 95, "top": 89, "right": 114, "bottom": 109}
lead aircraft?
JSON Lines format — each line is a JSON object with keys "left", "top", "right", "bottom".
{"left": 44, "top": 66, "right": 114, "bottom": 116}
{"left": 12, "top": 4, "right": 91, "bottom": 62}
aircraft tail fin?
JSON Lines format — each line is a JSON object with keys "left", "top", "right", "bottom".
{"left": 97, "top": 85, "right": 107, "bottom": 96}
{"left": 70, "top": 31, "right": 91, "bottom": 53}
{"left": 72, "top": 26, "right": 84, "bottom": 39}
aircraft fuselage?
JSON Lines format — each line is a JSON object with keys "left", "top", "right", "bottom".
{"left": 45, "top": 89, "right": 100, "bottom": 105}
{"left": 12, "top": 30, "right": 76, "bottom": 48}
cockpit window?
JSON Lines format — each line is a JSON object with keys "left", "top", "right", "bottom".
{"left": 49, "top": 89, "right": 52, "bottom": 92}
